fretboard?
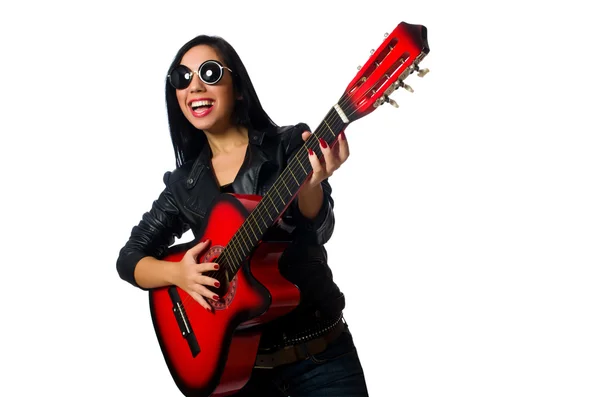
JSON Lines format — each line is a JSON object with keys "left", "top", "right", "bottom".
{"left": 217, "top": 102, "right": 350, "bottom": 273}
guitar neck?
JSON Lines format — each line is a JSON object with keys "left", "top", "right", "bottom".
{"left": 223, "top": 102, "right": 351, "bottom": 269}
{"left": 218, "top": 21, "right": 430, "bottom": 273}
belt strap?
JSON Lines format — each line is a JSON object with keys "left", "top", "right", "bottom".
{"left": 254, "top": 319, "right": 346, "bottom": 369}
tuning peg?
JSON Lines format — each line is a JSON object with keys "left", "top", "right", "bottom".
{"left": 370, "top": 49, "right": 375, "bottom": 55}
{"left": 417, "top": 67, "right": 430, "bottom": 77}
{"left": 398, "top": 80, "right": 414, "bottom": 93}
{"left": 400, "top": 81, "right": 412, "bottom": 92}
{"left": 384, "top": 95, "right": 399, "bottom": 108}
{"left": 384, "top": 32, "right": 389, "bottom": 38}
{"left": 374, "top": 95, "right": 398, "bottom": 108}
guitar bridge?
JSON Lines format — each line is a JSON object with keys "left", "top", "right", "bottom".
{"left": 169, "top": 286, "right": 201, "bottom": 357}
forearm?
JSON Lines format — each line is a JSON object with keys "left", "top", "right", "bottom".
{"left": 281, "top": 123, "right": 336, "bottom": 244}
{"left": 297, "top": 182, "right": 324, "bottom": 220}
{"left": 133, "top": 256, "right": 180, "bottom": 289}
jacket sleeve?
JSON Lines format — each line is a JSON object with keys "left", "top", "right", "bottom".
{"left": 116, "top": 170, "right": 190, "bottom": 290}
{"left": 283, "top": 122, "right": 336, "bottom": 246}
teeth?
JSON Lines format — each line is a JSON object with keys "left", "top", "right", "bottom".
{"left": 190, "top": 99, "right": 214, "bottom": 108}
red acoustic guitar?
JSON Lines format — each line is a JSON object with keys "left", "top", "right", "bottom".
{"left": 149, "top": 21, "right": 430, "bottom": 396}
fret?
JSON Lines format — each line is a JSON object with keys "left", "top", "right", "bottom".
{"left": 240, "top": 226, "right": 253, "bottom": 250}
{"left": 323, "top": 119, "right": 336, "bottom": 138}
{"left": 266, "top": 194, "right": 278, "bottom": 214}
{"left": 237, "top": 235, "right": 249, "bottom": 253}
{"left": 232, "top": 228, "right": 247, "bottom": 252}
{"left": 263, "top": 206, "right": 274, "bottom": 222}
{"left": 224, "top": 238, "right": 240, "bottom": 265}
{"left": 260, "top": 203, "right": 273, "bottom": 225}
{"left": 247, "top": 216, "right": 260, "bottom": 239}
{"left": 289, "top": 169, "right": 300, "bottom": 186}
{"left": 253, "top": 206, "right": 267, "bottom": 230}
{"left": 254, "top": 210, "right": 269, "bottom": 228}
{"left": 281, "top": 177, "right": 292, "bottom": 195}
{"left": 273, "top": 183, "right": 286, "bottom": 204}
{"left": 296, "top": 157, "right": 307, "bottom": 175}
{"left": 233, "top": 238, "right": 245, "bottom": 260}
{"left": 229, "top": 242, "right": 242, "bottom": 264}
{"left": 219, "top": 255, "right": 231, "bottom": 271}
{"left": 319, "top": 110, "right": 347, "bottom": 144}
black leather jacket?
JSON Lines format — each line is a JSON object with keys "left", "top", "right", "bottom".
{"left": 116, "top": 123, "right": 345, "bottom": 345}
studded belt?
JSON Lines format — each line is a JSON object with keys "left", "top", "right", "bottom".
{"left": 254, "top": 315, "right": 345, "bottom": 369}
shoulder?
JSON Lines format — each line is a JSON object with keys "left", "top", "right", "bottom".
{"left": 161, "top": 159, "right": 196, "bottom": 188}
{"left": 262, "top": 122, "right": 311, "bottom": 154}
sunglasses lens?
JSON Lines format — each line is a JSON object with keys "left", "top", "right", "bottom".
{"left": 199, "top": 61, "right": 223, "bottom": 84}
{"left": 169, "top": 66, "right": 192, "bottom": 89}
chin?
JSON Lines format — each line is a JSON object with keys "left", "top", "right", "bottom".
{"left": 190, "top": 120, "right": 215, "bottom": 131}
{"left": 185, "top": 113, "right": 215, "bottom": 131}
{"left": 189, "top": 115, "right": 232, "bottom": 134}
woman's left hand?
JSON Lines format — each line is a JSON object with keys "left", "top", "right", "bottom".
{"left": 301, "top": 130, "right": 350, "bottom": 190}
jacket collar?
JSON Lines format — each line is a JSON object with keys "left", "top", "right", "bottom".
{"left": 185, "top": 127, "right": 271, "bottom": 193}
{"left": 248, "top": 127, "right": 266, "bottom": 146}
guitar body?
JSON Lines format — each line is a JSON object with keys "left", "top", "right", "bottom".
{"left": 149, "top": 193, "right": 301, "bottom": 397}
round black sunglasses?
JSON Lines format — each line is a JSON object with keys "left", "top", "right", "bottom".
{"left": 168, "top": 60, "right": 233, "bottom": 89}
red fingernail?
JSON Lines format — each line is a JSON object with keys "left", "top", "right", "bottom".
{"left": 319, "top": 138, "right": 327, "bottom": 148}
{"left": 206, "top": 307, "right": 212, "bottom": 312}
{"left": 214, "top": 281, "right": 220, "bottom": 287}
{"left": 308, "top": 148, "right": 314, "bottom": 156}
{"left": 213, "top": 295, "right": 219, "bottom": 301}
{"left": 214, "top": 264, "right": 219, "bottom": 270}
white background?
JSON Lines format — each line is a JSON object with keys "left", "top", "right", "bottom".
{"left": 1, "top": 0, "right": 599, "bottom": 396}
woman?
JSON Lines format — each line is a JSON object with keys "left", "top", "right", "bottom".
{"left": 116, "top": 34, "right": 369, "bottom": 396}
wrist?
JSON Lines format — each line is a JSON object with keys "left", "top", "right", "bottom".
{"left": 298, "top": 181, "right": 322, "bottom": 199}
{"left": 297, "top": 182, "right": 323, "bottom": 220}
{"left": 164, "top": 259, "right": 182, "bottom": 286}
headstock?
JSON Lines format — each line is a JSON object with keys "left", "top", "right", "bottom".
{"left": 339, "top": 22, "right": 430, "bottom": 122}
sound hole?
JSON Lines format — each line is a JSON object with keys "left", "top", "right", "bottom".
{"left": 201, "top": 245, "right": 238, "bottom": 309}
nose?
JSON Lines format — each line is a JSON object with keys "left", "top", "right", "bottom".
{"left": 188, "top": 71, "right": 206, "bottom": 93}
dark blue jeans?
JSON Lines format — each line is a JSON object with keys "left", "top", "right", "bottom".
{"left": 234, "top": 324, "right": 369, "bottom": 396}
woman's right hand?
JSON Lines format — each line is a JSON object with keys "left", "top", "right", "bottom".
{"left": 174, "top": 239, "right": 221, "bottom": 311}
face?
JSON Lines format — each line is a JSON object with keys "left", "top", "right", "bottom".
{"left": 173, "top": 45, "right": 237, "bottom": 134}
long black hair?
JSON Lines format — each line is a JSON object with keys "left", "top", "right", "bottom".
{"left": 165, "top": 35, "right": 278, "bottom": 168}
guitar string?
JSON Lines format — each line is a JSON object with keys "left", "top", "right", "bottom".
{"left": 178, "top": 50, "right": 417, "bottom": 308}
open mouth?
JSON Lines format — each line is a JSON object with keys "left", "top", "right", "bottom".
{"left": 189, "top": 99, "right": 215, "bottom": 116}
